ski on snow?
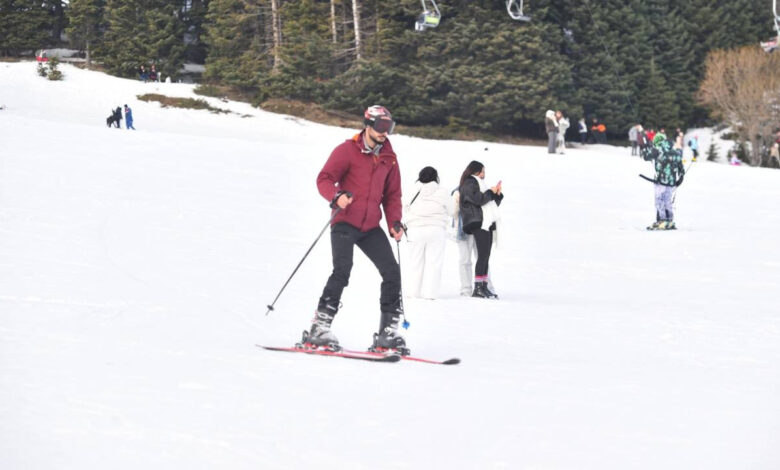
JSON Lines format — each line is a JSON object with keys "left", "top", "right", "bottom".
{"left": 257, "top": 345, "right": 400, "bottom": 363}
{"left": 257, "top": 345, "right": 460, "bottom": 365}
{"left": 344, "top": 349, "right": 461, "bottom": 365}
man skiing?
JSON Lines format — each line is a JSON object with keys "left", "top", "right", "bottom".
{"left": 303, "top": 105, "right": 408, "bottom": 354}
{"left": 644, "top": 134, "right": 685, "bottom": 230}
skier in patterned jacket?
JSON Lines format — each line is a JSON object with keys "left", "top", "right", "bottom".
{"left": 644, "top": 134, "right": 685, "bottom": 230}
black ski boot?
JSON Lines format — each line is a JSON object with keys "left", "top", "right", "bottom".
{"left": 370, "top": 309, "right": 410, "bottom": 356}
{"left": 299, "top": 298, "right": 340, "bottom": 351}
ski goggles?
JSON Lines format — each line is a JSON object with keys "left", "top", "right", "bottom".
{"left": 370, "top": 117, "right": 396, "bottom": 135}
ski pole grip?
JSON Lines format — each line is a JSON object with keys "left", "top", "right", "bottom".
{"left": 330, "top": 190, "right": 353, "bottom": 209}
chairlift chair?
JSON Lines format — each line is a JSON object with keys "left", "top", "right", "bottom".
{"left": 506, "top": 0, "right": 531, "bottom": 22}
{"left": 415, "top": 0, "right": 441, "bottom": 31}
{"left": 761, "top": 0, "right": 780, "bottom": 52}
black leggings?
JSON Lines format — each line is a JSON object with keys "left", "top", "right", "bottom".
{"left": 472, "top": 228, "right": 493, "bottom": 277}
{"left": 321, "top": 223, "right": 401, "bottom": 314}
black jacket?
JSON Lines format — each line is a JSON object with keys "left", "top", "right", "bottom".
{"left": 459, "top": 176, "right": 503, "bottom": 234}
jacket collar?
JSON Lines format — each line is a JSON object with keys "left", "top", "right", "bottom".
{"left": 353, "top": 129, "right": 387, "bottom": 156}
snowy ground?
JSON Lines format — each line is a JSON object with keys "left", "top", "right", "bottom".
{"left": 1, "top": 62, "right": 779, "bottom": 469}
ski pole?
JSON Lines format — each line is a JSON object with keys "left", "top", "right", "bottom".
{"left": 265, "top": 206, "right": 342, "bottom": 315}
{"left": 393, "top": 222, "right": 410, "bottom": 329}
{"left": 673, "top": 159, "right": 694, "bottom": 205}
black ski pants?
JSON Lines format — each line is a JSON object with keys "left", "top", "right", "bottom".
{"left": 321, "top": 222, "right": 401, "bottom": 315}
{"left": 472, "top": 228, "right": 493, "bottom": 277}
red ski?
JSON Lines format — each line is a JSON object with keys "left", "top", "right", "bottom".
{"left": 344, "top": 348, "right": 461, "bottom": 365}
{"left": 257, "top": 345, "right": 400, "bottom": 363}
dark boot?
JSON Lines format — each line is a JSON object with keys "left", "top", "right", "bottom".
{"left": 484, "top": 283, "right": 499, "bottom": 299}
{"left": 472, "top": 281, "right": 489, "bottom": 298}
{"left": 371, "top": 308, "right": 410, "bottom": 355}
{"left": 301, "top": 297, "right": 340, "bottom": 350}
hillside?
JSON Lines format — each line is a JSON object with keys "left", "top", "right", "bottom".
{"left": 1, "top": 62, "right": 779, "bottom": 470}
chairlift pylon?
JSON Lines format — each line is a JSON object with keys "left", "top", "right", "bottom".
{"left": 415, "top": 0, "right": 441, "bottom": 31}
{"left": 506, "top": 0, "right": 531, "bottom": 22}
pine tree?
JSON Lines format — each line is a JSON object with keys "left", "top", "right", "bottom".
{"left": 45, "top": 1, "right": 67, "bottom": 44}
{"left": 0, "top": 0, "right": 53, "bottom": 56}
{"left": 181, "top": 0, "right": 210, "bottom": 63}
{"left": 101, "top": 0, "right": 186, "bottom": 80}
{"left": 560, "top": 0, "right": 642, "bottom": 135}
{"left": 65, "top": 0, "right": 106, "bottom": 68}
{"left": 267, "top": 0, "right": 334, "bottom": 100}
{"left": 202, "top": 0, "right": 272, "bottom": 93}
{"left": 644, "top": 0, "right": 695, "bottom": 128}
{"left": 713, "top": 0, "right": 772, "bottom": 49}
{"left": 637, "top": 57, "right": 679, "bottom": 129}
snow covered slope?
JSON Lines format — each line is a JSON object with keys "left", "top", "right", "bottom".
{"left": 1, "top": 62, "right": 779, "bottom": 469}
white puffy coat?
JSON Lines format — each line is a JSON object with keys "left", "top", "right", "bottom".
{"left": 404, "top": 181, "right": 453, "bottom": 229}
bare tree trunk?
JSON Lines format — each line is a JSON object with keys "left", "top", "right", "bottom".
{"left": 85, "top": 38, "right": 91, "bottom": 69}
{"left": 352, "top": 0, "right": 361, "bottom": 61}
{"left": 330, "top": 0, "right": 337, "bottom": 44}
{"left": 271, "top": 0, "right": 282, "bottom": 70}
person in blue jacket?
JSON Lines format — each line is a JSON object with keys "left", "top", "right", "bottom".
{"left": 124, "top": 105, "right": 135, "bottom": 130}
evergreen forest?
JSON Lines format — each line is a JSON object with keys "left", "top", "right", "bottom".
{"left": 1, "top": 0, "right": 775, "bottom": 141}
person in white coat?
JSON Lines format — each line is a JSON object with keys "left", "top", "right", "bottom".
{"left": 404, "top": 166, "right": 453, "bottom": 299}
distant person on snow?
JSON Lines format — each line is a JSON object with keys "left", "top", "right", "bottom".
{"left": 729, "top": 151, "right": 743, "bottom": 166}
{"left": 124, "top": 105, "right": 135, "bottom": 130}
{"left": 597, "top": 122, "right": 607, "bottom": 143}
{"left": 590, "top": 118, "right": 606, "bottom": 144}
{"left": 770, "top": 136, "right": 780, "bottom": 165}
{"left": 304, "top": 105, "right": 408, "bottom": 354}
{"left": 403, "top": 166, "right": 453, "bottom": 300}
{"left": 687, "top": 135, "right": 699, "bottom": 161}
{"left": 628, "top": 124, "right": 640, "bottom": 156}
{"left": 556, "top": 112, "right": 570, "bottom": 154}
{"left": 459, "top": 160, "right": 503, "bottom": 298}
{"left": 138, "top": 65, "right": 148, "bottom": 82}
{"left": 643, "top": 134, "right": 685, "bottom": 230}
{"left": 545, "top": 110, "right": 558, "bottom": 154}
{"left": 635, "top": 125, "right": 647, "bottom": 151}
{"left": 149, "top": 64, "right": 158, "bottom": 82}
{"left": 578, "top": 118, "right": 587, "bottom": 144}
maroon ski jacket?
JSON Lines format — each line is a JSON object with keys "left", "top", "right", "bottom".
{"left": 317, "top": 131, "right": 402, "bottom": 233}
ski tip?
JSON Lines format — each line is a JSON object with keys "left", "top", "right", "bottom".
{"left": 442, "top": 358, "right": 461, "bottom": 365}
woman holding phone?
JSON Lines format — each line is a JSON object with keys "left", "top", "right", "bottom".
{"left": 458, "top": 161, "right": 503, "bottom": 298}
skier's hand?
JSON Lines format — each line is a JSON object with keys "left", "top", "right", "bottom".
{"left": 390, "top": 221, "right": 405, "bottom": 241}
{"left": 336, "top": 193, "right": 352, "bottom": 209}
{"left": 335, "top": 192, "right": 353, "bottom": 209}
